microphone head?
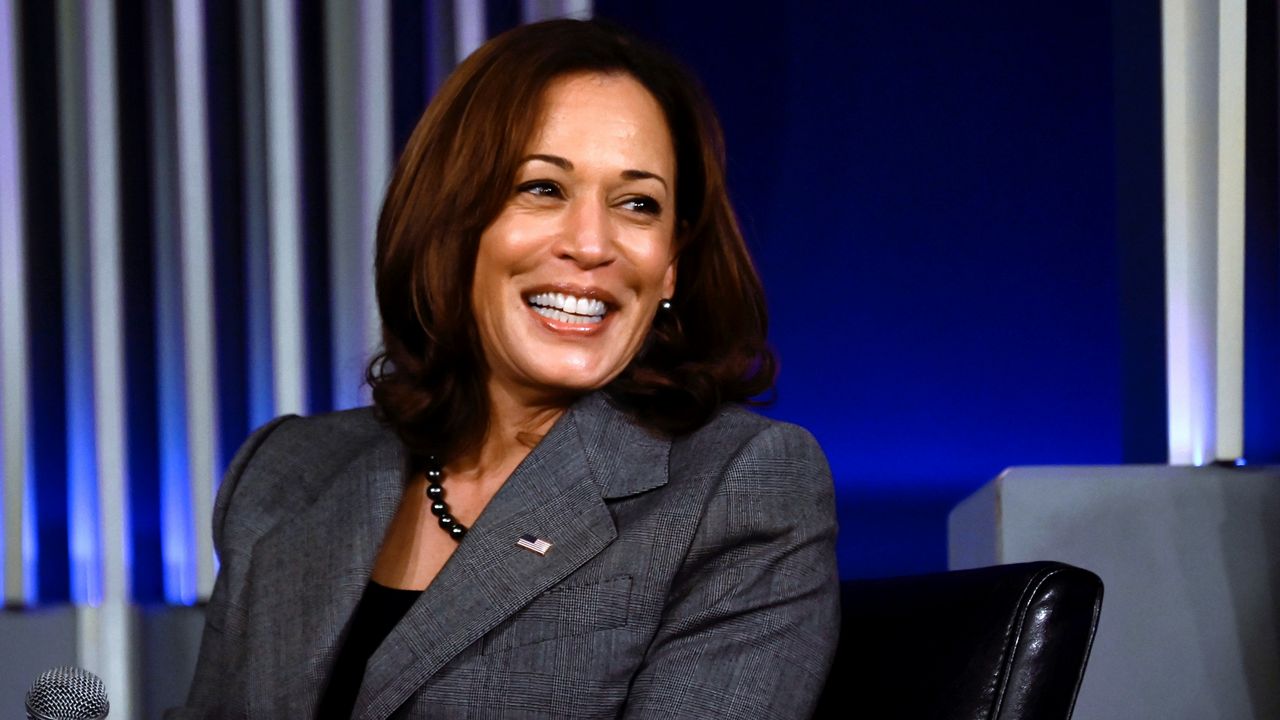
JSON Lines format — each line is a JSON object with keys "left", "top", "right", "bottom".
{"left": 24, "top": 666, "right": 109, "bottom": 720}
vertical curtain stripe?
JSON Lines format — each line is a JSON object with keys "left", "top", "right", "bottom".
{"left": 358, "top": 0, "right": 391, "bottom": 399}
{"left": 86, "top": 0, "right": 129, "bottom": 606}
{"left": 174, "top": 0, "right": 220, "bottom": 601}
{"left": 297, "top": 4, "right": 333, "bottom": 415}
{"left": 238, "top": 0, "right": 277, "bottom": 432}
{"left": 205, "top": 0, "right": 251, "bottom": 493}
{"left": 116, "top": 0, "right": 163, "bottom": 604}
{"left": 145, "top": 0, "right": 195, "bottom": 604}
{"left": 1214, "top": 0, "right": 1245, "bottom": 460}
{"left": 1162, "top": 0, "right": 1220, "bottom": 465}
{"left": 322, "top": 0, "right": 357, "bottom": 408}
{"left": 264, "top": 0, "right": 308, "bottom": 417}
{"left": 56, "top": 0, "right": 102, "bottom": 606}
{"left": 426, "top": 0, "right": 457, "bottom": 94}
{"left": 324, "top": 0, "right": 389, "bottom": 412}
{"left": 453, "top": 0, "right": 486, "bottom": 63}
{"left": 389, "top": 0, "right": 427, "bottom": 158}
{"left": 389, "top": 0, "right": 430, "bottom": 155}
{"left": 1162, "top": 0, "right": 1249, "bottom": 464}
{"left": 522, "top": 0, "right": 593, "bottom": 23}
{"left": 21, "top": 0, "right": 70, "bottom": 605}
{"left": 0, "top": 0, "right": 30, "bottom": 606}
{"left": 80, "top": 1, "right": 140, "bottom": 716}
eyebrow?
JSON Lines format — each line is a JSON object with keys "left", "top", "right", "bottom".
{"left": 522, "top": 154, "right": 669, "bottom": 191}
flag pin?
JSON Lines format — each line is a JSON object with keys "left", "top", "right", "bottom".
{"left": 516, "top": 533, "right": 552, "bottom": 555}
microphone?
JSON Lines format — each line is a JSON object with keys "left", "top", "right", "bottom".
{"left": 24, "top": 666, "right": 110, "bottom": 720}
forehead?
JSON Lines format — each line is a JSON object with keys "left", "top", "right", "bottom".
{"left": 525, "top": 72, "right": 675, "bottom": 172}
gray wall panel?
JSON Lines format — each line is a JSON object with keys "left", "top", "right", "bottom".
{"left": 951, "top": 465, "right": 1280, "bottom": 720}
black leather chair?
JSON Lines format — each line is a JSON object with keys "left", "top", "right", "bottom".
{"left": 815, "top": 561, "right": 1102, "bottom": 720}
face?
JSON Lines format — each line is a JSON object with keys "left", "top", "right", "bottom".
{"left": 471, "top": 72, "right": 678, "bottom": 407}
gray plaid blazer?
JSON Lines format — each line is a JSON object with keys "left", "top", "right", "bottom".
{"left": 168, "top": 392, "right": 840, "bottom": 719}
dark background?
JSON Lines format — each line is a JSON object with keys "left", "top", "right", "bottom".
{"left": 593, "top": 1, "right": 1183, "bottom": 579}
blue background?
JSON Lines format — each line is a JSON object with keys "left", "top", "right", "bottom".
{"left": 594, "top": 0, "right": 1170, "bottom": 578}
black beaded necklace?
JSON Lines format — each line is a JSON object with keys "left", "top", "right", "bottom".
{"left": 424, "top": 454, "right": 467, "bottom": 541}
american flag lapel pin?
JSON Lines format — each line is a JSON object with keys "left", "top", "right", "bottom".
{"left": 516, "top": 533, "right": 553, "bottom": 556}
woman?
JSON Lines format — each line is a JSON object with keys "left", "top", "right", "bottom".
{"left": 171, "top": 18, "right": 839, "bottom": 720}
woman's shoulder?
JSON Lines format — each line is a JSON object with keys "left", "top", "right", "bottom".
{"left": 249, "top": 405, "right": 385, "bottom": 452}
{"left": 668, "top": 404, "right": 832, "bottom": 500}
{"left": 213, "top": 407, "right": 396, "bottom": 545}
{"left": 658, "top": 406, "right": 837, "bottom": 599}
{"left": 226, "top": 407, "right": 388, "bottom": 477}
{"left": 676, "top": 404, "right": 827, "bottom": 466}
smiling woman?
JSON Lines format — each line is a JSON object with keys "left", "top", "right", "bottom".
{"left": 369, "top": 20, "right": 779, "bottom": 461}
{"left": 169, "top": 19, "right": 839, "bottom": 720}
{"left": 472, "top": 73, "right": 678, "bottom": 406}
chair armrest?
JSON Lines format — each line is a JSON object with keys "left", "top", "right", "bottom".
{"left": 816, "top": 561, "right": 1102, "bottom": 720}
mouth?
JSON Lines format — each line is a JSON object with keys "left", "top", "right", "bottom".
{"left": 523, "top": 288, "right": 613, "bottom": 325}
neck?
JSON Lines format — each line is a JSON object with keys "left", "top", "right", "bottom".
{"left": 448, "top": 382, "right": 573, "bottom": 481}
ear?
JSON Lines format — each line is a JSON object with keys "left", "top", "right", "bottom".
{"left": 661, "top": 255, "right": 677, "bottom": 299}
{"left": 662, "top": 224, "right": 683, "bottom": 299}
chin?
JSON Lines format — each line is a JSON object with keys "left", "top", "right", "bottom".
{"left": 537, "top": 372, "right": 614, "bottom": 396}
{"left": 524, "top": 360, "right": 622, "bottom": 397}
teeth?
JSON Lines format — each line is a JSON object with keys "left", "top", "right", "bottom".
{"left": 531, "top": 305, "right": 603, "bottom": 324}
{"left": 527, "top": 292, "right": 607, "bottom": 318}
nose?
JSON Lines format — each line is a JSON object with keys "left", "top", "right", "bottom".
{"left": 556, "top": 196, "right": 617, "bottom": 269}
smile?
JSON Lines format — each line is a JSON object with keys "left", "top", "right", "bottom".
{"left": 526, "top": 292, "right": 608, "bottom": 325}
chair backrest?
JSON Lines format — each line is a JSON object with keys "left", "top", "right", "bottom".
{"left": 815, "top": 561, "right": 1102, "bottom": 720}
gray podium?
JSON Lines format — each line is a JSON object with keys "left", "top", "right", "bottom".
{"left": 950, "top": 465, "right": 1280, "bottom": 720}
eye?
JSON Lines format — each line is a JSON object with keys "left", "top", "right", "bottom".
{"left": 516, "top": 180, "right": 563, "bottom": 199}
{"left": 620, "top": 195, "right": 663, "bottom": 216}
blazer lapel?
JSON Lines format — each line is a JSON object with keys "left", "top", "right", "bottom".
{"left": 245, "top": 430, "right": 407, "bottom": 717}
{"left": 353, "top": 393, "right": 670, "bottom": 719}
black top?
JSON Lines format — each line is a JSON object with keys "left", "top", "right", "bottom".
{"left": 317, "top": 581, "right": 423, "bottom": 719}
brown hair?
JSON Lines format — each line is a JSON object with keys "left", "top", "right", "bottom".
{"left": 367, "top": 19, "right": 776, "bottom": 459}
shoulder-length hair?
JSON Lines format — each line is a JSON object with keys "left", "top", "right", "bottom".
{"left": 367, "top": 18, "right": 776, "bottom": 460}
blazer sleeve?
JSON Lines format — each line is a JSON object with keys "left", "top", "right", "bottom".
{"left": 622, "top": 422, "right": 841, "bottom": 720}
{"left": 164, "top": 415, "right": 296, "bottom": 720}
